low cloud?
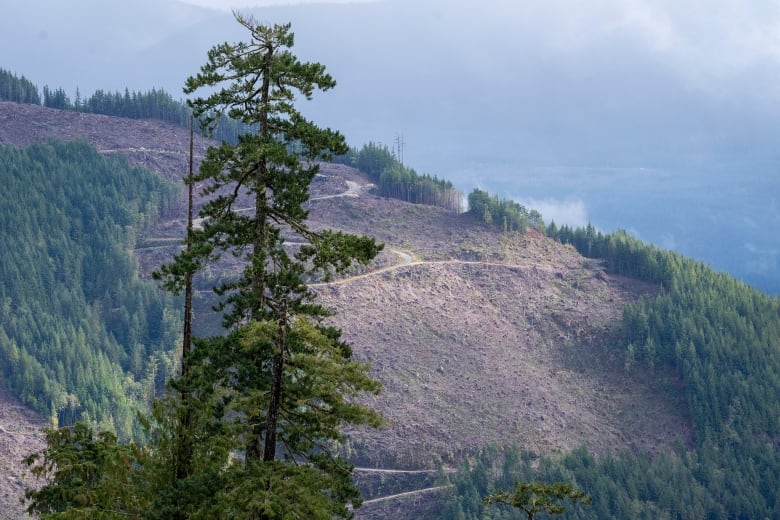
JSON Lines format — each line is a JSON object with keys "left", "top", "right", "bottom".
{"left": 743, "top": 242, "right": 779, "bottom": 275}
{"left": 517, "top": 197, "right": 588, "bottom": 228}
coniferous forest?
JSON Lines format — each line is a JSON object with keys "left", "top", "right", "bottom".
{"left": 0, "top": 140, "right": 181, "bottom": 437}
{"left": 0, "top": 68, "right": 40, "bottom": 105}
{"left": 3, "top": 69, "right": 463, "bottom": 214}
{"left": 20, "top": 15, "right": 385, "bottom": 519}
{"left": 334, "top": 141, "right": 464, "bottom": 212}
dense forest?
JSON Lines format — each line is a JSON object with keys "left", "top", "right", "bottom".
{"left": 0, "top": 140, "right": 181, "bottom": 437}
{"left": 21, "top": 18, "right": 388, "bottom": 519}
{"left": 0, "top": 68, "right": 40, "bottom": 105}
{"left": 442, "top": 227, "right": 780, "bottom": 518}
{"left": 467, "top": 188, "right": 545, "bottom": 233}
{"left": 0, "top": 68, "right": 249, "bottom": 144}
{"left": 45, "top": 87, "right": 252, "bottom": 145}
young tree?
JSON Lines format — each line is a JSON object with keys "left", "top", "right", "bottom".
{"left": 23, "top": 423, "right": 146, "bottom": 519}
{"left": 157, "top": 11, "right": 384, "bottom": 518}
{"left": 483, "top": 481, "right": 591, "bottom": 519}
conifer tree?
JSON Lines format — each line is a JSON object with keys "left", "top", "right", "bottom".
{"left": 483, "top": 481, "right": 591, "bottom": 519}
{"left": 156, "top": 12, "right": 384, "bottom": 518}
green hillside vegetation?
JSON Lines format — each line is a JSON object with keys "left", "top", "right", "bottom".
{"left": 41, "top": 86, "right": 251, "bottom": 145}
{"left": 23, "top": 16, "right": 386, "bottom": 519}
{"left": 443, "top": 227, "right": 780, "bottom": 518}
{"left": 0, "top": 139, "right": 181, "bottom": 437}
{"left": 3, "top": 62, "right": 779, "bottom": 518}
{"left": 468, "top": 188, "right": 545, "bottom": 233}
{"left": 0, "top": 70, "right": 249, "bottom": 145}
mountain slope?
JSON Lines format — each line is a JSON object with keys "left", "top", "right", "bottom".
{"left": 0, "top": 103, "right": 695, "bottom": 517}
{"left": 304, "top": 193, "right": 691, "bottom": 463}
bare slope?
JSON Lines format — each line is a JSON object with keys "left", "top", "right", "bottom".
{"left": 0, "top": 386, "right": 45, "bottom": 520}
{"left": 0, "top": 103, "right": 693, "bottom": 516}
{"left": 0, "top": 101, "right": 211, "bottom": 180}
{"left": 304, "top": 193, "right": 691, "bottom": 464}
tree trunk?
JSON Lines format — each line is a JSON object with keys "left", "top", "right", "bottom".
{"left": 263, "top": 299, "right": 287, "bottom": 462}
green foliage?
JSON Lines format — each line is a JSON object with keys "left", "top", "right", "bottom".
{"left": 447, "top": 445, "right": 711, "bottom": 519}
{"left": 76, "top": 88, "right": 185, "bottom": 122}
{"left": 23, "top": 423, "right": 146, "bottom": 519}
{"left": 463, "top": 224, "right": 780, "bottom": 518}
{"left": 42, "top": 85, "right": 73, "bottom": 110}
{"left": 548, "top": 225, "right": 672, "bottom": 285}
{"left": 335, "top": 142, "right": 464, "bottom": 212}
{"left": 24, "top": 16, "right": 384, "bottom": 518}
{"left": 483, "top": 481, "right": 591, "bottom": 519}
{"left": 468, "top": 188, "right": 544, "bottom": 232}
{"left": 0, "top": 68, "right": 40, "bottom": 104}
{"left": 49, "top": 86, "right": 252, "bottom": 144}
{"left": 0, "top": 65, "right": 241, "bottom": 139}
{"left": 219, "top": 319, "right": 383, "bottom": 448}
{"left": 0, "top": 140, "right": 181, "bottom": 436}
{"left": 549, "top": 224, "right": 780, "bottom": 442}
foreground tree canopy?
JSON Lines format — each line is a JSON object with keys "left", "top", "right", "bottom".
{"left": 26, "top": 13, "right": 383, "bottom": 519}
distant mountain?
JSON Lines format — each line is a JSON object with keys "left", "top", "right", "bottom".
{"left": 0, "top": 102, "right": 777, "bottom": 518}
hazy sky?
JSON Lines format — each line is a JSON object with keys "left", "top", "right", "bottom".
{"left": 7, "top": 0, "right": 780, "bottom": 172}
{"left": 3, "top": 0, "right": 779, "bottom": 289}
{"left": 5, "top": 0, "right": 780, "bottom": 181}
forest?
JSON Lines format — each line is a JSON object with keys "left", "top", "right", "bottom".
{"left": 0, "top": 139, "right": 181, "bottom": 437}
{"left": 467, "top": 188, "right": 545, "bottom": 233}
{"left": 0, "top": 68, "right": 40, "bottom": 105}
{"left": 0, "top": 68, "right": 249, "bottom": 146}
{"left": 2, "top": 69, "right": 464, "bottom": 215}
{"left": 17, "top": 16, "right": 389, "bottom": 519}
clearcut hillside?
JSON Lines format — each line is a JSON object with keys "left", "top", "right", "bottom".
{"left": 0, "top": 102, "right": 693, "bottom": 519}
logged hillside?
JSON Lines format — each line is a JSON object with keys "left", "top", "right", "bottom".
{"left": 0, "top": 103, "right": 690, "bottom": 517}
{"left": 0, "top": 101, "right": 212, "bottom": 180}
{"left": 303, "top": 192, "right": 689, "bottom": 462}
{"left": 6, "top": 102, "right": 776, "bottom": 518}
{"left": 0, "top": 386, "right": 44, "bottom": 520}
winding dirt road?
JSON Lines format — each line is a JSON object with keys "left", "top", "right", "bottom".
{"left": 360, "top": 485, "right": 452, "bottom": 506}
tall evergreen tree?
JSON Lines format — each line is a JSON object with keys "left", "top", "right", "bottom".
{"left": 156, "top": 12, "right": 384, "bottom": 518}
